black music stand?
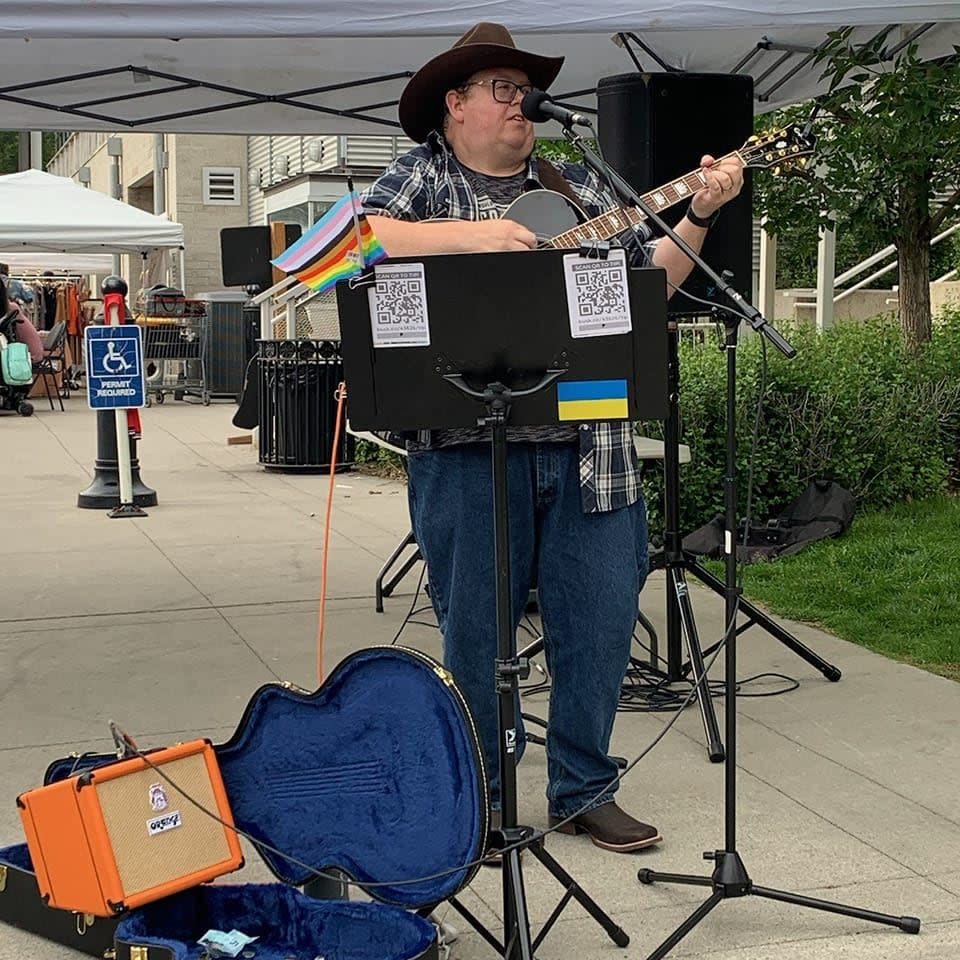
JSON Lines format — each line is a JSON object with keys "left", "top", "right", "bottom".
{"left": 338, "top": 248, "right": 667, "bottom": 959}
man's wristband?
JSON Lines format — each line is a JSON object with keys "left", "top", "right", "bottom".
{"left": 686, "top": 204, "right": 718, "bottom": 229}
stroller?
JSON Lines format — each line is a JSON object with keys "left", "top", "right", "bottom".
{"left": 0, "top": 309, "right": 34, "bottom": 417}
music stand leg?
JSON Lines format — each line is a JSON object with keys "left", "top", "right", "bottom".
{"left": 375, "top": 531, "right": 420, "bottom": 613}
{"left": 452, "top": 380, "right": 628, "bottom": 957}
{"left": 683, "top": 557, "right": 841, "bottom": 682}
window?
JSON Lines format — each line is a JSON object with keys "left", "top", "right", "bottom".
{"left": 267, "top": 203, "right": 310, "bottom": 230}
{"left": 202, "top": 167, "right": 241, "bottom": 205}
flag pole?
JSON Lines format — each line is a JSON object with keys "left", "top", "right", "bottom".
{"left": 346, "top": 177, "right": 367, "bottom": 271}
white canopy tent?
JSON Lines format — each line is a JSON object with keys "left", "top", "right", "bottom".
{"left": 0, "top": 170, "right": 185, "bottom": 255}
{"left": 1, "top": 253, "right": 115, "bottom": 274}
{"left": 0, "top": 3, "right": 958, "bottom": 134}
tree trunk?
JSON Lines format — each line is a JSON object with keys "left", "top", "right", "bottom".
{"left": 897, "top": 170, "right": 932, "bottom": 351}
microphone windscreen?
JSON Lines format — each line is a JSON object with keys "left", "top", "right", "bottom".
{"left": 520, "top": 90, "right": 552, "bottom": 123}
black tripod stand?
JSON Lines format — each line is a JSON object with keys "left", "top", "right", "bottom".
{"left": 446, "top": 375, "right": 629, "bottom": 960}
{"left": 648, "top": 316, "right": 841, "bottom": 765}
{"left": 637, "top": 309, "right": 921, "bottom": 958}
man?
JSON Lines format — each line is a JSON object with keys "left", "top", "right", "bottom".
{"left": 361, "top": 23, "right": 743, "bottom": 852}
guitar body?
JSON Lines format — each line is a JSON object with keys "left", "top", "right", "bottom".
{"left": 500, "top": 189, "right": 588, "bottom": 244}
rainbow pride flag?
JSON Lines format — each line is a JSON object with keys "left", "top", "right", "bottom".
{"left": 271, "top": 191, "right": 387, "bottom": 293}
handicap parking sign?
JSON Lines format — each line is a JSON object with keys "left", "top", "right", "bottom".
{"left": 85, "top": 325, "right": 146, "bottom": 409}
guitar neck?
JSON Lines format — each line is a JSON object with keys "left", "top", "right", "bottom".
{"left": 545, "top": 150, "right": 743, "bottom": 250}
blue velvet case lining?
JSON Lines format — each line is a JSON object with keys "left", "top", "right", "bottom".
{"left": 216, "top": 646, "right": 487, "bottom": 906}
{"left": 113, "top": 884, "right": 437, "bottom": 960}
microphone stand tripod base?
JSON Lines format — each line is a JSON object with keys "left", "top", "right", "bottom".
{"left": 638, "top": 850, "right": 920, "bottom": 960}
{"left": 632, "top": 311, "right": 920, "bottom": 960}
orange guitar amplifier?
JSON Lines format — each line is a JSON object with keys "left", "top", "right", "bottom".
{"left": 16, "top": 739, "right": 243, "bottom": 917}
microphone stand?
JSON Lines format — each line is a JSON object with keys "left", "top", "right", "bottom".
{"left": 560, "top": 123, "right": 921, "bottom": 958}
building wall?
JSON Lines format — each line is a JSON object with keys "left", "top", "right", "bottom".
{"left": 168, "top": 135, "right": 248, "bottom": 295}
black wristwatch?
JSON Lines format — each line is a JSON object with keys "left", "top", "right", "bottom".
{"left": 685, "top": 203, "right": 719, "bottom": 229}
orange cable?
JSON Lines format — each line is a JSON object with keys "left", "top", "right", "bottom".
{"left": 316, "top": 381, "right": 347, "bottom": 687}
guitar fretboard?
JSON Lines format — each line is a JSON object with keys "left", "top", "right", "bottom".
{"left": 546, "top": 150, "right": 743, "bottom": 250}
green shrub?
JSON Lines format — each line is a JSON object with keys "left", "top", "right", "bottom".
{"left": 353, "top": 439, "right": 404, "bottom": 470}
{"left": 638, "top": 315, "right": 960, "bottom": 535}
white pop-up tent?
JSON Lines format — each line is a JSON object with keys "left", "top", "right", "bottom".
{"left": 0, "top": 170, "right": 185, "bottom": 255}
{"left": 0, "top": 253, "right": 115, "bottom": 274}
{"left": 0, "top": 3, "right": 958, "bottom": 134}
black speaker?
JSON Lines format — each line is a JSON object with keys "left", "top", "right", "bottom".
{"left": 597, "top": 73, "right": 754, "bottom": 315}
{"left": 220, "top": 224, "right": 301, "bottom": 289}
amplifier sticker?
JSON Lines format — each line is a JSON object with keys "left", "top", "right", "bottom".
{"left": 147, "top": 810, "right": 182, "bottom": 836}
{"left": 148, "top": 782, "right": 169, "bottom": 811}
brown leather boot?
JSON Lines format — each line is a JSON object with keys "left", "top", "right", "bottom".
{"left": 549, "top": 802, "right": 662, "bottom": 852}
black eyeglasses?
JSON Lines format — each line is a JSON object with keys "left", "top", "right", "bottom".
{"left": 461, "top": 78, "right": 535, "bottom": 104}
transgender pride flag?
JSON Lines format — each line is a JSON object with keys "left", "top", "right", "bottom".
{"left": 271, "top": 191, "right": 387, "bottom": 293}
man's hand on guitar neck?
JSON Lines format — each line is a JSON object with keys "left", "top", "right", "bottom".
{"left": 652, "top": 152, "right": 744, "bottom": 299}
{"left": 690, "top": 153, "right": 745, "bottom": 219}
{"left": 366, "top": 214, "right": 536, "bottom": 257}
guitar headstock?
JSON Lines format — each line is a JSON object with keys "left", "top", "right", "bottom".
{"left": 740, "top": 123, "right": 817, "bottom": 175}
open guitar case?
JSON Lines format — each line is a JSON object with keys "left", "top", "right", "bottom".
{"left": 0, "top": 647, "right": 488, "bottom": 960}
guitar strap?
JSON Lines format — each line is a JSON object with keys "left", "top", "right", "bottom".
{"left": 534, "top": 157, "right": 583, "bottom": 205}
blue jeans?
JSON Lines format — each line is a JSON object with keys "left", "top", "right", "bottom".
{"left": 407, "top": 442, "right": 648, "bottom": 818}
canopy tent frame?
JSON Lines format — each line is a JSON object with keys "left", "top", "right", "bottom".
{"left": 0, "top": 66, "right": 415, "bottom": 131}
{"left": 0, "top": 14, "right": 956, "bottom": 134}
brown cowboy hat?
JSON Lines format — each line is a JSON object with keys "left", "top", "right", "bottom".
{"left": 398, "top": 22, "right": 565, "bottom": 143}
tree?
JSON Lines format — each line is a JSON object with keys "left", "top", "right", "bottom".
{"left": 755, "top": 31, "right": 960, "bottom": 350}
{"left": 0, "top": 132, "right": 20, "bottom": 174}
{"left": 0, "top": 131, "right": 61, "bottom": 175}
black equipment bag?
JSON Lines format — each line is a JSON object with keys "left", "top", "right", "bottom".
{"left": 683, "top": 480, "right": 855, "bottom": 563}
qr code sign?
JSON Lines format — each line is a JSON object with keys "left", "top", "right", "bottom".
{"left": 368, "top": 263, "right": 431, "bottom": 348}
{"left": 574, "top": 264, "right": 627, "bottom": 317}
{"left": 563, "top": 249, "right": 632, "bottom": 339}
{"left": 375, "top": 276, "right": 423, "bottom": 325}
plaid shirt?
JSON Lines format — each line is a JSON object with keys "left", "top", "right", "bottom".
{"left": 360, "top": 132, "right": 654, "bottom": 514}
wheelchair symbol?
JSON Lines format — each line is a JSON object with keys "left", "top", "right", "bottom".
{"left": 101, "top": 340, "right": 132, "bottom": 374}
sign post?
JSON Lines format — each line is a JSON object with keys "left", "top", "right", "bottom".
{"left": 85, "top": 286, "right": 148, "bottom": 518}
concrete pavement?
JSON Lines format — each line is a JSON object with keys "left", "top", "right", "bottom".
{"left": 0, "top": 401, "right": 957, "bottom": 958}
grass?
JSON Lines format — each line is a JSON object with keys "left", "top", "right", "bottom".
{"left": 729, "top": 494, "right": 960, "bottom": 682}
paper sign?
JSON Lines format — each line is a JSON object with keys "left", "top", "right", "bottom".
{"left": 562, "top": 248, "right": 632, "bottom": 339}
{"left": 368, "top": 262, "right": 431, "bottom": 348}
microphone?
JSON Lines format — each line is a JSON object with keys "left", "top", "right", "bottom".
{"left": 520, "top": 90, "right": 593, "bottom": 129}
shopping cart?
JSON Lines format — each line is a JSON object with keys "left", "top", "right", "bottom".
{"left": 140, "top": 305, "right": 210, "bottom": 406}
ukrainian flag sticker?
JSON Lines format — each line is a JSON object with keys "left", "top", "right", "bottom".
{"left": 557, "top": 379, "right": 629, "bottom": 421}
